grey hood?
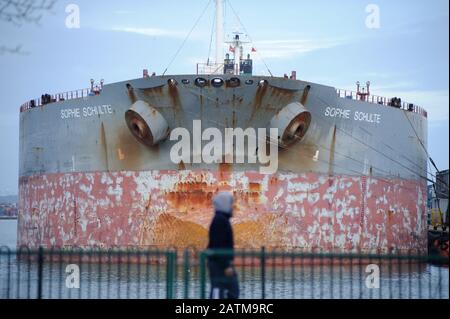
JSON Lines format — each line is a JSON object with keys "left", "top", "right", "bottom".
{"left": 213, "top": 192, "right": 234, "bottom": 216}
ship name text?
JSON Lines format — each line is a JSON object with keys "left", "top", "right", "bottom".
{"left": 324, "top": 107, "right": 381, "bottom": 124}
{"left": 60, "top": 105, "right": 113, "bottom": 119}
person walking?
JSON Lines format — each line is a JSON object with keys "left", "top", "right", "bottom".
{"left": 207, "top": 192, "right": 239, "bottom": 299}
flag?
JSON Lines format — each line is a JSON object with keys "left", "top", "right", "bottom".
{"left": 229, "top": 45, "right": 235, "bottom": 53}
{"left": 251, "top": 47, "right": 257, "bottom": 52}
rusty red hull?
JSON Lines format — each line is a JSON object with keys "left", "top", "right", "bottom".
{"left": 17, "top": 169, "right": 427, "bottom": 254}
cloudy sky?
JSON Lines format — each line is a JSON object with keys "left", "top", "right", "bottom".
{"left": 0, "top": 0, "right": 448, "bottom": 195}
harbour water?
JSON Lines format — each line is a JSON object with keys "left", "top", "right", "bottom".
{"left": 0, "top": 219, "right": 17, "bottom": 248}
{"left": 0, "top": 220, "right": 448, "bottom": 299}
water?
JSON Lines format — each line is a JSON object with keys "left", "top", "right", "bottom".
{"left": 0, "top": 219, "right": 17, "bottom": 248}
{"left": 0, "top": 220, "right": 448, "bottom": 299}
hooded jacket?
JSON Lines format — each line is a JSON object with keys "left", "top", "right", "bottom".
{"left": 207, "top": 192, "right": 234, "bottom": 268}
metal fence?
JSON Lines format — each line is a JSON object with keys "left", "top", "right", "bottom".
{"left": 0, "top": 246, "right": 448, "bottom": 299}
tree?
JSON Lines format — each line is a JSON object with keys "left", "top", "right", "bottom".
{"left": 0, "top": 0, "right": 56, "bottom": 54}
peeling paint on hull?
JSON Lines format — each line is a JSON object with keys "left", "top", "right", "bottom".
{"left": 18, "top": 170, "right": 427, "bottom": 254}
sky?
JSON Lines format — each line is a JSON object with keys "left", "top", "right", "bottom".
{"left": 0, "top": 0, "right": 448, "bottom": 196}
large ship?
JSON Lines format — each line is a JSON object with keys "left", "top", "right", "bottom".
{"left": 17, "top": 0, "right": 429, "bottom": 254}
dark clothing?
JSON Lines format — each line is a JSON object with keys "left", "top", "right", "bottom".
{"left": 208, "top": 260, "right": 239, "bottom": 299}
{"left": 207, "top": 210, "right": 239, "bottom": 299}
{"left": 207, "top": 211, "right": 234, "bottom": 268}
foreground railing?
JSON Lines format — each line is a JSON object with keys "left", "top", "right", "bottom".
{"left": 0, "top": 247, "right": 447, "bottom": 299}
{"left": 0, "top": 247, "right": 177, "bottom": 299}
{"left": 199, "top": 249, "right": 448, "bottom": 299}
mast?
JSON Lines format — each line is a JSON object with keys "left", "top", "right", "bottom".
{"left": 215, "top": 0, "right": 224, "bottom": 65}
{"left": 233, "top": 34, "right": 241, "bottom": 75}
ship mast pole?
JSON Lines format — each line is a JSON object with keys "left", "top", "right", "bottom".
{"left": 215, "top": 0, "right": 224, "bottom": 66}
{"left": 235, "top": 36, "right": 240, "bottom": 75}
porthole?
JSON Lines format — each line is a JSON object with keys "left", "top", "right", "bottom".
{"left": 258, "top": 79, "right": 268, "bottom": 87}
{"left": 181, "top": 79, "right": 190, "bottom": 85}
{"left": 245, "top": 79, "right": 254, "bottom": 85}
{"left": 195, "top": 78, "right": 208, "bottom": 88}
{"left": 227, "top": 77, "right": 241, "bottom": 88}
{"left": 211, "top": 78, "right": 224, "bottom": 88}
{"left": 167, "top": 78, "right": 178, "bottom": 86}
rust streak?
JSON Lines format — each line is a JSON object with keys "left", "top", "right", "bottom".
{"left": 178, "top": 160, "right": 186, "bottom": 171}
{"left": 253, "top": 83, "right": 268, "bottom": 109}
{"left": 248, "top": 182, "right": 261, "bottom": 192}
{"left": 270, "top": 86, "right": 295, "bottom": 98}
{"left": 115, "top": 126, "right": 143, "bottom": 168}
{"left": 219, "top": 162, "right": 232, "bottom": 180}
{"left": 270, "top": 86, "right": 296, "bottom": 107}
{"left": 328, "top": 125, "right": 337, "bottom": 180}
{"left": 126, "top": 83, "right": 137, "bottom": 103}
{"left": 166, "top": 180, "right": 214, "bottom": 213}
{"left": 100, "top": 122, "right": 109, "bottom": 171}
{"left": 168, "top": 84, "right": 182, "bottom": 110}
{"left": 300, "top": 85, "right": 311, "bottom": 105}
{"left": 141, "top": 85, "right": 164, "bottom": 97}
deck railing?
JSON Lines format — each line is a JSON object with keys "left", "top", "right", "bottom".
{"left": 18, "top": 85, "right": 428, "bottom": 119}
{"left": 336, "top": 89, "right": 428, "bottom": 118}
{"left": 19, "top": 88, "right": 92, "bottom": 113}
